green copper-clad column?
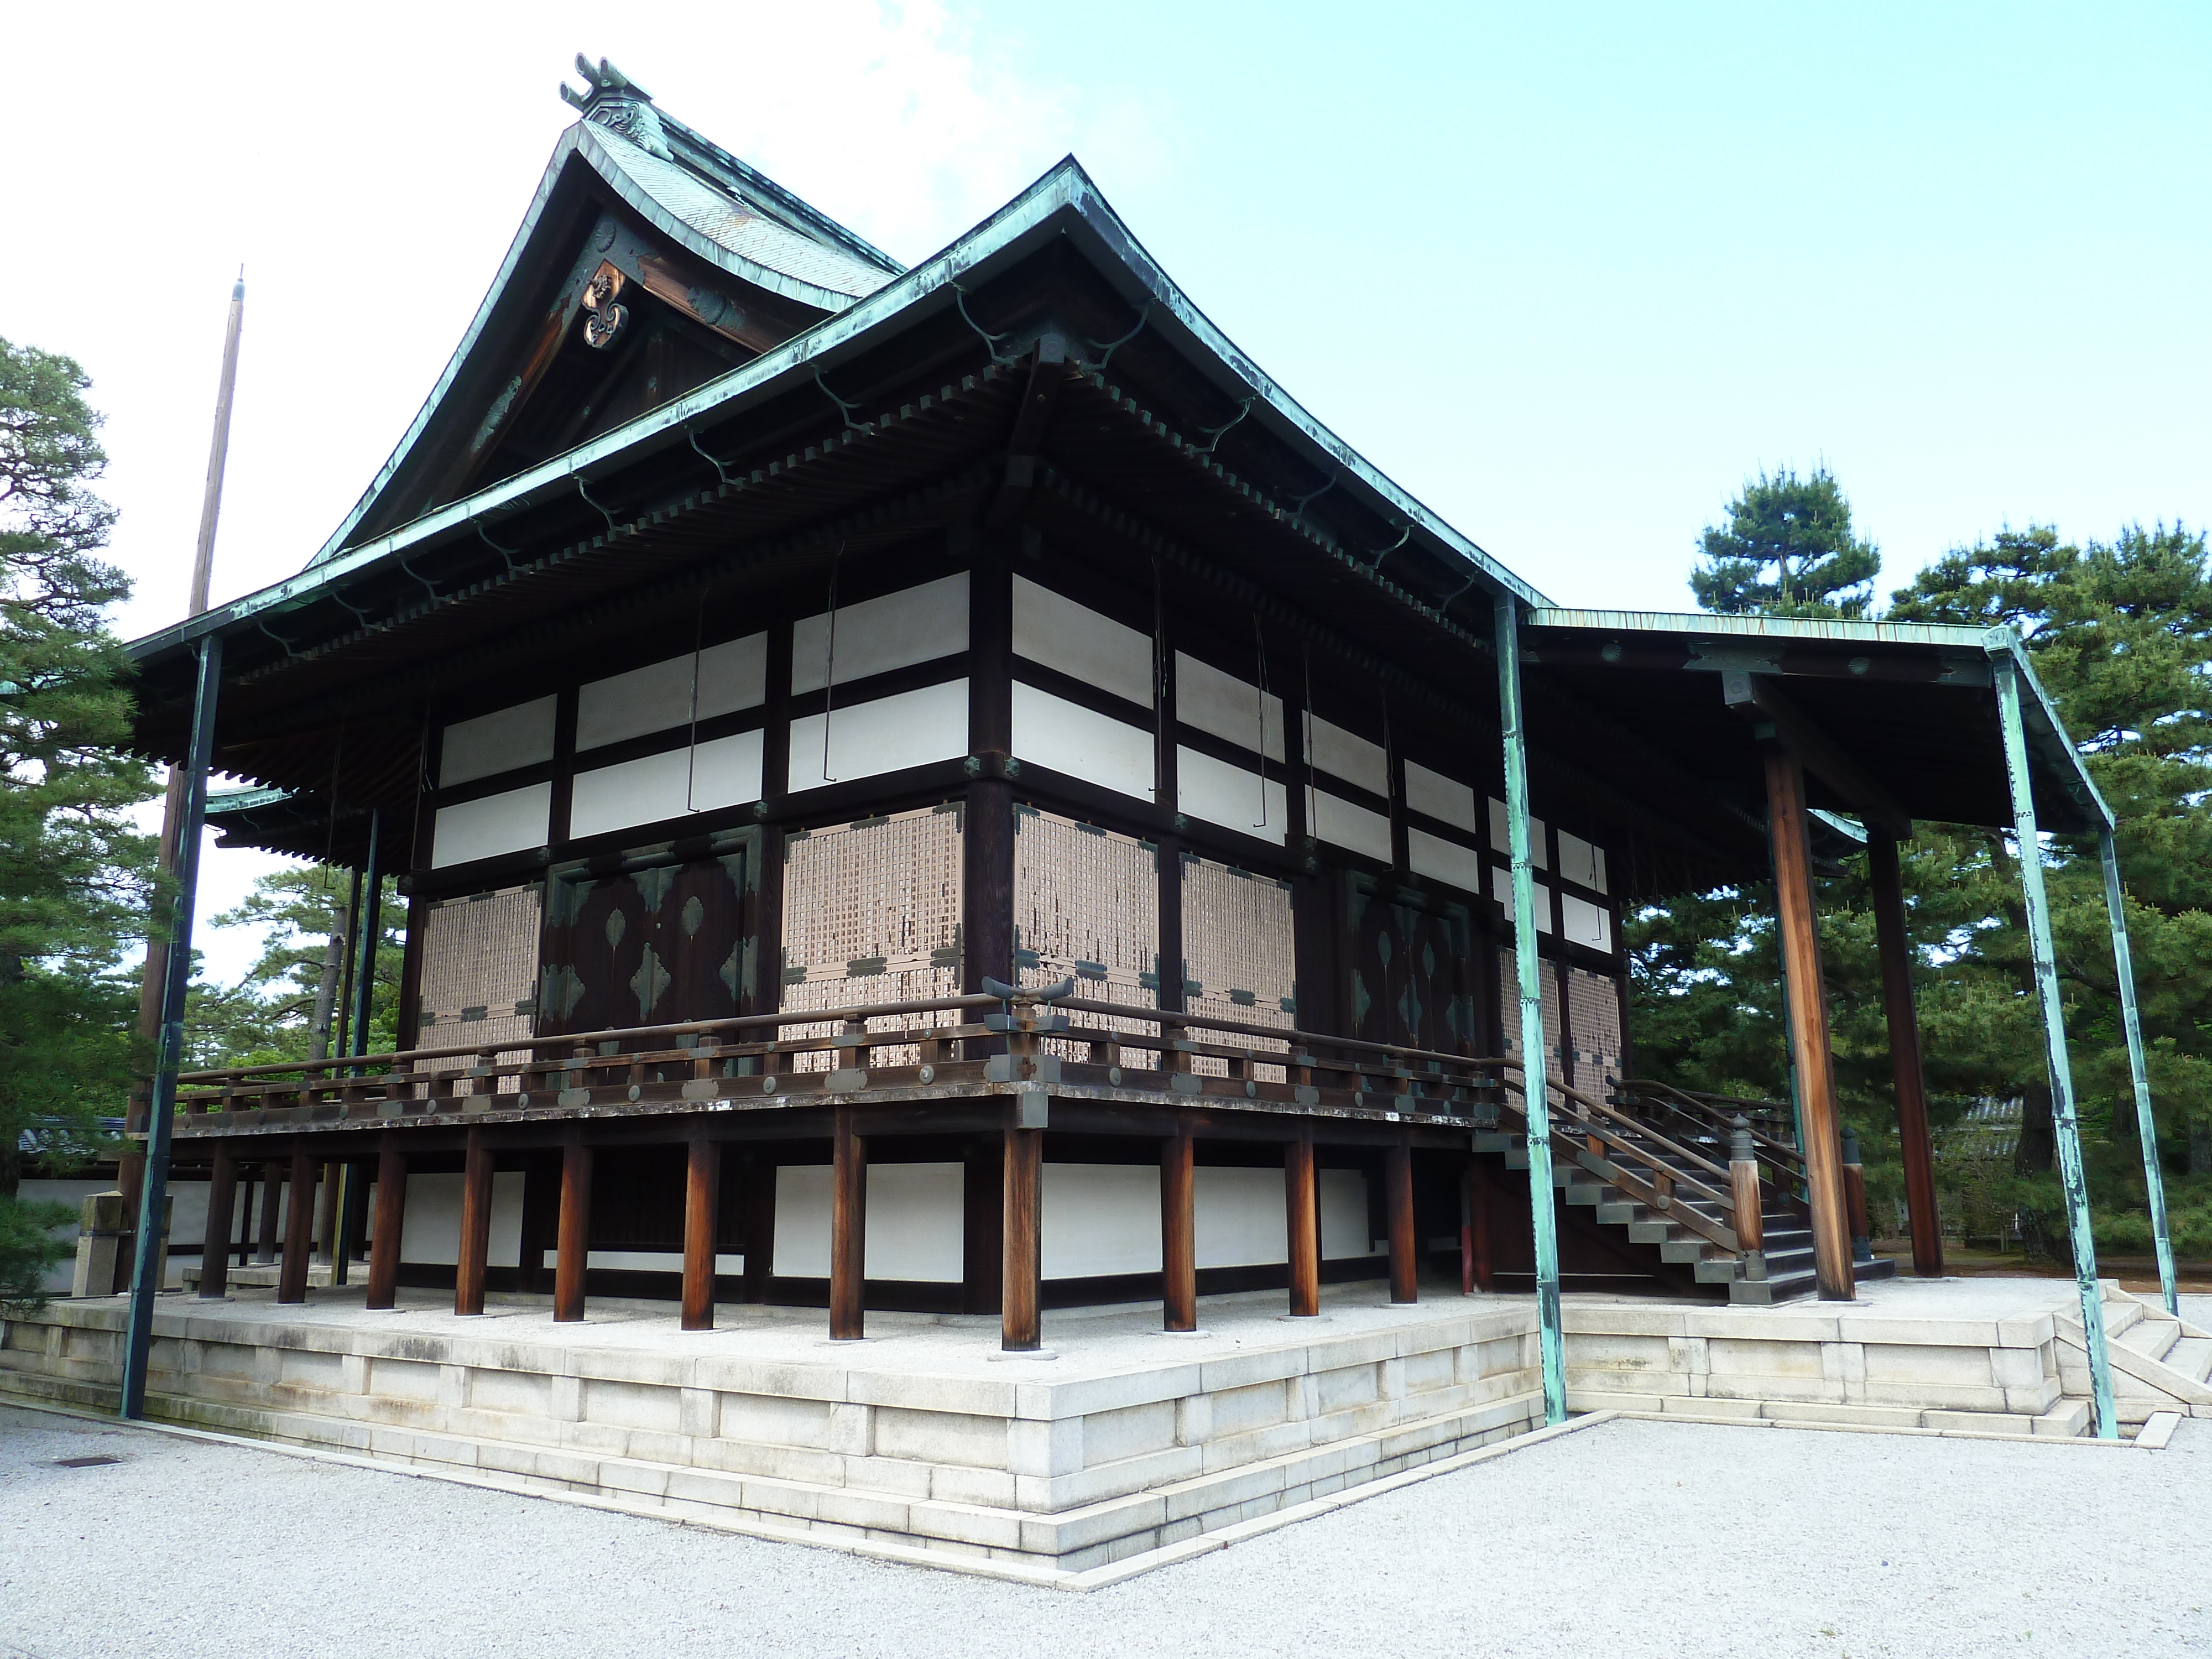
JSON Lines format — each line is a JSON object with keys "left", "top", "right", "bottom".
{"left": 2100, "top": 827, "right": 2179, "bottom": 1317}
{"left": 1496, "top": 596, "right": 1566, "bottom": 1427}
{"left": 1994, "top": 658, "right": 2116, "bottom": 1438}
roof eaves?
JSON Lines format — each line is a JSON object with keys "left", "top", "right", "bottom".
{"left": 1526, "top": 608, "right": 1998, "bottom": 650}
{"left": 1984, "top": 628, "right": 2115, "bottom": 832}
{"left": 655, "top": 111, "right": 904, "bottom": 276}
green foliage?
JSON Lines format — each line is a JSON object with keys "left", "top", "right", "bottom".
{"left": 1690, "top": 467, "right": 1882, "bottom": 618}
{"left": 189, "top": 867, "right": 406, "bottom": 1068}
{"left": 0, "top": 337, "right": 159, "bottom": 1197}
{"left": 0, "top": 1193, "right": 75, "bottom": 1315}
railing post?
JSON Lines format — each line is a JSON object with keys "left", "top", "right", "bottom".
{"left": 2099, "top": 826, "right": 2179, "bottom": 1317}
{"left": 1729, "top": 1116, "right": 1765, "bottom": 1256}
{"left": 1840, "top": 1124, "right": 1873, "bottom": 1264}
{"left": 1995, "top": 655, "right": 2116, "bottom": 1437}
{"left": 1496, "top": 596, "right": 1566, "bottom": 1425}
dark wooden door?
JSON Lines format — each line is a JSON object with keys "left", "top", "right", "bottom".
{"left": 1344, "top": 875, "right": 1477, "bottom": 1056}
{"left": 540, "top": 852, "right": 749, "bottom": 1038}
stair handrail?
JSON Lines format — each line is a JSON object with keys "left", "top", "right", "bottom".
{"left": 1620, "top": 1078, "right": 1809, "bottom": 1198}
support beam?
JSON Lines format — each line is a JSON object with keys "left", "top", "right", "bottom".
{"left": 1386, "top": 1136, "right": 1418, "bottom": 1304}
{"left": 367, "top": 1140, "right": 405, "bottom": 1311}
{"left": 2100, "top": 827, "right": 2178, "bottom": 1316}
{"left": 1995, "top": 660, "right": 2117, "bottom": 1436}
{"left": 314, "top": 1160, "right": 342, "bottom": 1265}
{"left": 1867, "top": 834, "right": 1943, "bottom": 1276}
{"left": 830, "top": 1105, "right": 866, "bottom": 1340}
{"left": 255, "top": 1161, "right": 282, "bottom": 1264}
{"left": 456, "top": 1128, "right": 493, "bottom": 1317}
{"left": 1002, "top": 1121, "right": 1043, "bottom": 1352}
{"left": 1496, "top": 597, "right": 1566, "bottom": 1423}
{"left": 1764, "top": 749, "right": 1855, "bottom": 1301}
{"left": 682, "top": 1129, "right": 719, "bottom": 1332}
{"left": 1160, "top": 1125, "right": 1197, "bottom": 1332}
{"left": 276, "top": 1140, "right": 314, "bottom": 1305}
{"left": 1723, "top": 671, "right": 1912, "bottom": 839}
{"left": 120, "top": 632, "right": 222, "bottom": 1419}
{"left": 1285, "top": 1131, "right": 1320, "bottom": 1317}
{"left": 337, "top": 1159, "right": 371, "bottom": 1279}
{"left": 196, "top": 1141, "right": 237, "bottom": 1301}
{"left": 553, "top": 1135, "right": 592, "bottom": 1323}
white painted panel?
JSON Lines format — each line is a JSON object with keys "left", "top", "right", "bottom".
{"left": 1409, "top": 826, "right": 1484, "bottom": 892}
{"left": 1042, "top": 1165, "right": 1163, "bottom": 1278}
{"left": 1486, "top": 796, "right": 1549, "bottom": 865}
{"left": 1562, "top": 893, "right": 1614, "bottom": 953}
{"left": 1176, "top": 745, "right": 1287, "bottom": 845}
{"left": 1312, "top": 789, "right": 1392, "bottom": 861}
{"left": 1013, "top": 577, "right": 1152, "bottom": 707}
{"left": 1490, "top": 865, "right": 1554, "bottom": 932}
{"left": 1192, "top": 1166, "right": 1380, "bottom": 1267}
{"left": 584, "top": 1250, "right": 744, "bottom": 1274}
{"left": 440, "top": 696, "right": 556, "bottom": 787}
{"left": 786, "top": 680, "right": 969, "bottom": 794}
{"left": 772, "top": 1162, "right": 963, "bottom": 1282}
{"left": 1012, "top": 684, "right": 1155, "bottom": 801}
{"left": 1557, "top": 830, "right": 1609, "bottom": 894}
{"left": 792, "top": 572, "right": 969, "bottom": 693}
{"left": 568, "top": 731, "right": 764, "bottom": 839}
{"left": 576, "top": 634, "right": 767, "bottom": 752}
{"left": 1406, "top": 761, "right": 1479, "bottom": 833}
{"left": 398, "top": 1172, "right": 525, "bottom": 1267}
{"left": 1319, "top": 1168, "right": 1380, "bottom": 1259}
{"left": 431, "top": 782, "right": 550, "bottom": 868}
{"left": 1302, "top": 713, "right": 1386, "bottom": 795}
{"left": 1176, "top": 651, "right": 1285, "bottom": 760}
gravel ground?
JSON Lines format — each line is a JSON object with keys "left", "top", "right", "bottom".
{"left": 3, "top": 1404, "right": 2205, "bottom": 1659}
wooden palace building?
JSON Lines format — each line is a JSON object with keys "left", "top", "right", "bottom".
{"left": 116, "top": 59, "right": 2157, "bottom": 1430}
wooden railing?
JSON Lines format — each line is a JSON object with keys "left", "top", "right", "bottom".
{"left": 1618, "top": 1077, "right": 1811, "bottom": 1212}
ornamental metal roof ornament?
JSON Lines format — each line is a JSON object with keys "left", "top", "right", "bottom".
{"left": 561, "top": 54, "right": 672, "bottom": 160}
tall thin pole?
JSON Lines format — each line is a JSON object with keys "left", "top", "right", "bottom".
{"left": 1869, "top": 835, "right": 1943, "bottom": 1276}
{"left": 1496, "top": 596, "right": 1565, "bottom": 1427}
{"left": 2099, "top": 827, "right": 2178, "bottom": 1317}
{"left": 1994, "top": 658, "right": 2116, "bottom": 1438}
{"left": 123, "top": 274, "right": 245, "bottom": 1227}
{"left": 347, "top": 811, "right": 383, "bottom": 1067}
{"left": 121, "top": 635, "right": 223, "bottom": 1419}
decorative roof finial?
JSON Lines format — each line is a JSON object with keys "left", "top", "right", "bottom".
{"left": 560, "top": 55, "right": 672, "bottom": 160}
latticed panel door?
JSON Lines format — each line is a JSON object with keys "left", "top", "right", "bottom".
{"left": 780, "top": 804, "right": 964, "bottom": 1068}
{"left": 1181, "top": 853, "right": 1295, "bottom": 1079}
{"left": 1014, "top": 806, "right": 1161, "bottom": 1068}
{"left": 1565, "top": 965, "right": 1625, "bottom": 1098}
{"left": 540, "top": 872, "right": 656, "bottom": 1036}
{"left": 1496, "top": 946, "right": 1566, "bottom": 1089}
{"left": 415, "top": 884, "right": 544, "bottom": 1091}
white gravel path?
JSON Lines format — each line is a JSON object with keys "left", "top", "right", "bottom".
{"left": 2, "top": 1402, "right": 2205, "bottom": 1659}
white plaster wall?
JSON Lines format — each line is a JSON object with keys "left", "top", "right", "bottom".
{"left": 432, "top": 782, "right": 551, "bottom": 868}
{"left": 1012, "top": 684, "right": 1155, "bottom": 802}
{"left": 1303, "top": 713, "right": 1385, "bottom": 795}
{"left": 1196, "top": 1166, "right": 1376, "bottom": 1267}
{"left": 1409, "top": 826, "right": 1484, "bottom": 893}
{"left": 773, "top": 1162, "right": 964, "bottom": 1282}
{"left": 27, "top": 1177, "right": 246, "bottom": 1291}
{"left": 1561, "top": 893, "right": 1613, "bottom": 952}
{"left": 399, "top": 1172, "right": 525, "bottom": 1267}
{"left": 1042, "top": 1165, "right": 1161, "bottom": 1277}
{"left": 1012, "top": 577, "right": 1151, "bottom": 707}
{"left": 1491, "top": 866, "right": 1554, "bottom": 932}
{"left": 1487, "top": 796, "right": 1548, "bottom": 864}
{"left": 1176, "top": 651, "right": 1285, "bottom": 760}
{"left": 1177, "top": 745, "right": 1288, "bottom": 846}
{"left": 583, "top": 1250, "right": 744, "bottom": 1274}
{"left": 1557, "top": 830, "right": 1608, "bottom": 893}
{"left": 1312, "top": 790, "right": 1392, "bottom": 862}
{"left": 568, "top": 729, "right": 764, "bottom": 838}
{"left": 440, "top": 696, "right": 557, "bottom": 786}
{"left": 1406, "top": 761, "right": 1479, "bottom": 833}
{"left": 575, "top": 633, "right": 766, "bottom": 751}
{"left": 791, "top": 573, "right": 969, "bottom": 693}
{"left": 786, "top": 680, "right": 969, "bottom": 795}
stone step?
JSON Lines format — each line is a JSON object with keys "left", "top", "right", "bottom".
{"left": 1729, "top": 1268, "right": 1816, "bottom": 1305}
{"left": 2169, "top": 1337, "right": 2212, "bottom": 1385}
{"left": 2117, "top": 1317, "right": 2180, "bottom": 1365}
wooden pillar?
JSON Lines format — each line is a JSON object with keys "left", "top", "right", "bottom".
{"left": 1002, "top": 1121, "right": 1043, "bottom": 1352}
{"left": 1285, "top": 1131, "right": 1320, "bottom": 1317}
{"left": 830, "top": 1106, "right": 866, "bottom": 1340}
{"left": 1160, "top": 1125, "right": 1197, "bottom": 1332}
{"left": 682, "top": 1128, "right": 719, "bottom": 1332}
{"left": 1465, "top": 1156, "right": 1494, "bottom": 1293}
{"left": 196, "top": 1141, "right": 238, "bottom": 1300}
{"left": 1867, "top": 834, "right": 1943, "bottom": 1276}
{"left": 456, "top": 1128, "right": 494, "bottom": 1317}
{"left": 553, "top": 1134, "right": 592, "bottom": 1323}
{"left": 962, "top": 1134, "right": 1005, "bottom": 1316}
{"left": 1385, "top": 1136, "right": 1418, "bottom": 1304}
{"left": 255, "top": 1160, "right": 283, "bottom": 1264}
{"left": 1729, "top": 1117, "right": 1766, "bottom": 1254}
{"left": 277, "top": 1140, "right": 314, "bottom": 1304}
{"left": 366, "top": 1139, "right": 405, "bottom": 1311}
{"left": 740, "top": 1153, "right": 775, "bottom": 1304}
{"left": 1764, "top": 750, "right": 1854, "bottom": 1301}
{"left": 314, "top": 1160, "right": 342, "bottom": 1265}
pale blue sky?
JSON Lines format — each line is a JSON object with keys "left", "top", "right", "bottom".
{"left": 17, "top": 1, "right": 2208, "bottom": 975}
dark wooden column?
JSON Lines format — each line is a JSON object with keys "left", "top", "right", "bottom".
{"left": 255, "top": 1160, "right": 283, "bottom": 1264}
{"left": 962, "top": 1133, "right": 1004, "bottom": 1316}
{"left": 456, "top": 1127, "right": 494, "bottom": 1317}
{"left": 1765, "top": 751, "right": 1854, "bottom": 1301}
{"left": 1002, "top": 1120, "right": 1043, "bottom": 1352}
{"left": 1285, "top": 1130, "right": 1320, "bottom": 1317}
{"left": 277, "top": 1141, "right": 315, "bottom": 1303}
{"left": 367, "top": 1139, "right": 405, "bottom": 1311}
{"left": 965, "top": 547, "right": 1015, "bottom": 1004}
{"left": 196, "top": 1141, "right": 238, "bottom": 1300}
{"left": 740, "top": 1152, "right": 775, "bottom": 1303}
{"left": 1160, "top": 1124, "right": 1197, "bottom": 1332}
{"left": 830, "top": 1105, "right": 866, "bottom": 1340}
{"left": 1386, "top": 1136, "right": 1418, "bottom": 1304}
{"left": 554, "top": 1134, "right": 592, "bottom": 1323}
{"left": 1465, "top": 1156, "right": 1495, "bottom": 1293}
{"left": 682, "top": 1128, "right": 719, "bottom": 1332}
{"left": 314, "top": 1160, "right": 342, "bottom": 1265}
{"left": 1868, "top": 834, "right": 1943, "bottom": 1276}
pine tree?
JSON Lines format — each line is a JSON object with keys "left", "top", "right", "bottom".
{"left": 1691, "top": 467, "right": 1882, "bottom": 617}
